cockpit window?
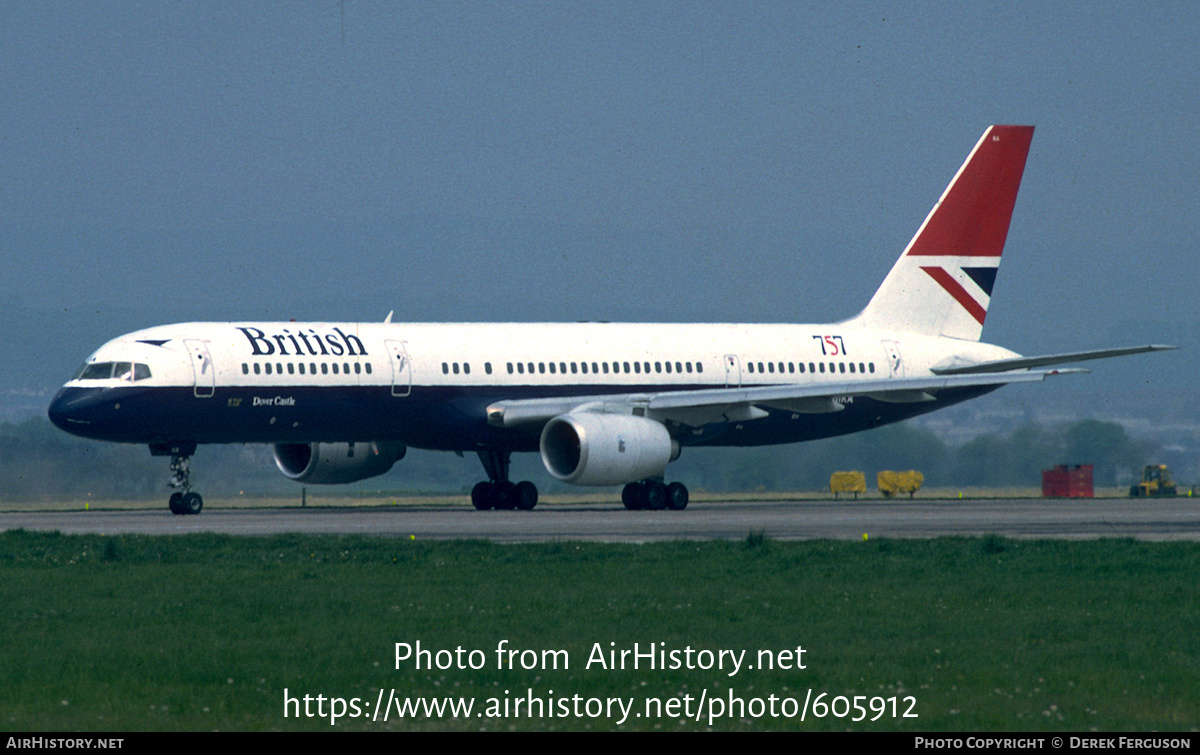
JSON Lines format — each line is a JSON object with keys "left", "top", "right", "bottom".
{"left": 74, "top": 362, "right": 152, "bottom": 382}
{"left": 77, "top": 363, "right": 114, "bottom": 380}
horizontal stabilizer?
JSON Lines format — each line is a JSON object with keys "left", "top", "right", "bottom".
{"left": 931, "top": 345, "right": 1176, "bottom": 375}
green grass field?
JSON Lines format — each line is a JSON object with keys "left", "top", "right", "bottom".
{"left": 1, "top": 530, "right": 1197, "bottom": 731}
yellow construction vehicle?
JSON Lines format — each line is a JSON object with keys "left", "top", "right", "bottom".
{"left": 1129, "top": 465, "right": 1178, "bottom": 497}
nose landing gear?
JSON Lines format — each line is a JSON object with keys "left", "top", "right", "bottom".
{"left": 150, "top": 443, "right": 204, "bottom": 516}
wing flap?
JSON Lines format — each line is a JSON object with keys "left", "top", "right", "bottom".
{"left": 486, "top": 370, "right": 1066, "bottom": 429}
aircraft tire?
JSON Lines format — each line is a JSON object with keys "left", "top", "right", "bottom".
{"left": 491, "top": 481, "right": 518, "bottom": 510}
{"left": 622, "top": 482, "right": 643, "bottom": 510}
{"left": 514, "top": 480, "right": 538, "bottom": 510}
{"left": 169, "top": 492, "right": 185, "bottom": 516}
{"left": 666, "top": 482, "right": 689, "bottom": 510}
{"left": 182, "top": 492, "right": 203, "bottom": 515}
{"left": 643, "top": 481, "right": 667, "bottom": 510}
{"left": 471, "top": 482, "right": 493, "bottom": 510}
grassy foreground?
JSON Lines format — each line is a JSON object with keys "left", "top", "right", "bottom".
{"left": 0, "top": 531, "right": 1196, "bottom": 731}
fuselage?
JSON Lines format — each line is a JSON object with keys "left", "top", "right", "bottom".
{"left": 48, "top": 320, "right": 1019, "bottom": 453}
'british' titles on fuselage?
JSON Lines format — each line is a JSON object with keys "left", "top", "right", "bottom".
{"left": 236, "top": 326, "right": 368, "bottom": 358}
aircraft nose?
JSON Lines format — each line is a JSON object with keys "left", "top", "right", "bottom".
{"left": 47, "top": 387, "right": 103, "bottom": 434}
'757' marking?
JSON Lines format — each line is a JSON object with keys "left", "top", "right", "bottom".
{"left": 813, "top": 335, "right": 847, "bottom": 356}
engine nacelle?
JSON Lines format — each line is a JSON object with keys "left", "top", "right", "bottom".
{"left": 540, "top": 412, "right": 678, "bottom": 486}
{"left": 273, "top": 442, "right": 406, "bottom": 484}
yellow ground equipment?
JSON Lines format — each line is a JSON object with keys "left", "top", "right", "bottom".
{"left": 830, "top": 471, "right": 867, "bottom": 499}
{"left": 878, "top": 470, "right": 925, "bottom": 498}
{"left": 1130, "top": 465, "right": 1178, "bottom": 497}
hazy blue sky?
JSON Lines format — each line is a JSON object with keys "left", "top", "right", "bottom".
{"left": 2, "top": 2, "right": 1197, "bottom": 415}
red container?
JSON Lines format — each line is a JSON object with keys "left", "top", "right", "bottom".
{"left": 1041, "top": 464, "right": 1094, "bottom": 498}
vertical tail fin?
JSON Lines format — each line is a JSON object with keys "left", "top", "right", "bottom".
{"left": 850, "top": 125, "right": 1035, "bottom": 341}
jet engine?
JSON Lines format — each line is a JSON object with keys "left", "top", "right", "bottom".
{"left": 540, "top": 412, "right": 678, "bottom": 486}
{"left": 273, "top": 442, "right": 406, "bottom": 484}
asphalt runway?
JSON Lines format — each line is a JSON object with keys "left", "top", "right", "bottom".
{"left": 2, "top": 498, "right": 1199, "bottom": 542}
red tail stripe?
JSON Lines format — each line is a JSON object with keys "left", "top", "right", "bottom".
{"left": 921, "top": 266, "right": 987, "bottom": 325}
{"left": 906, "top": 125, "right": 1034, "bottom": 258}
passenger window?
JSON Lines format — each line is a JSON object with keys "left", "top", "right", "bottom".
{"left": 299, "top": 364, "right": 306, "bottom": 375}
{"left": 527, "top": 363, "right": 534, "bottom": 374}
{"left": 539, "top": 363, "right": 545, "bottom": 374}
{"left": 549, "top": 363, "right": 556, "bottom": 374}
{"left": 758, "top": 362, "right": 765, "bottom": 373}
{"left": 748, "top": 363, "right": 755, "bottom": 374}
{"left": 342, "top": 364, "right": 349, "bottom": 375}
{"left": 507, "top": 363, "right": 514, "bottom": 374}
{"left": 366, "top": 363, "right": 372, "bottom": 374}
{"left": 453, "top": 363, "right": 460, "bottom": 375}
{"left": 442, "top": 363, "right": 449, "bottom": 374}
{"left": 279, "top": 363, "right": 284, "bottom": 375}
{"left": 354, "top": 363, "right": 361, "bottom": 374}
{"left": 696, "top": 362, "right": 703, "bottom": 373}
{"left": 685, "top": 362, "right": 693, "bottom": 373}
{"left": 464, "top": 363, "right": 470, "bottom": 375}
{"left": 809, "top": 362, "right": 816, "bottom": 372}
{"left": 242, "top": 364, "right": 249, "bottom": 375}
{"left": 788, "top": 363, "right": 795, "bottom": 374}
{"left": 288, "top": 363, "right": 296, "bottom": 375}
{"left": 768, "top": 362, "right": 775, "bottom": 374}
{"left": 254, "top": 363, "right": 261, "bottom": 375}
{"left": 655, "top": 362, "right": 662, "bottom": 373}
{"left": 869, "top": 363, "right": 875, "bottom": 373}
{"left": 592, "top": 362, "right": 599, "bottom": 373}
{"left": 602, "top": 363, "right": 609, "bottom": 374}
{"left": 858, "top": 363, "right": 865, "bottom": 373}
{"left": 322, "top": 364, "right": 329, "bottom": 375}
{"left": 819, "top": 363, "right": 825, "bottom": 373}
{"left": 485, "top": 363, "right": 492, "bottom": 375}
{"left": 265, "top": 363, "right": 273, "bottom": 375}
{"left": 559, "top": 362, "right": 566, "bottom": 374}
{"left": 517, "top": 363, "right": 525, "bottom": 374}
{"left": 571, "top": 363, "right": 578, "bottom": 374}
{"left": 798, "top": 363, "right": 805, "bottom": 373}
{"left": 310, "top": 363, "right": 317, "bottom": 375}
{"left": 849, "top": 363, "right": 856, "bottom": 373}
{"left": 634, "top": 362, "right": 641, "bottom": 374}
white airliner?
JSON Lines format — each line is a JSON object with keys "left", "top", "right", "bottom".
{"left": 48, "top": 125, "right": 1172, "bottom": 515}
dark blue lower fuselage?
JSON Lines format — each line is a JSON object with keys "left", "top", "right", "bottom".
{"left": 48, "top": 382, "right": 997, "bottom": 453}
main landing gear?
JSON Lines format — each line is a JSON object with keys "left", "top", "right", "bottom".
{"left": 471, "top": 450, "right": 538, "bottom": 511}
{"left": 622, "top": 479, "right": 689, "bottom": 511}
{"left": 166, "top": 454, "right": 204, "bottom": 515}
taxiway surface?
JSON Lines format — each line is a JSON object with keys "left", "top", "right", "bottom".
{"left": 2, "top": 498, "right": 1198, "bottom": 542}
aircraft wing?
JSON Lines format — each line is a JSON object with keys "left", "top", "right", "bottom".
{"left": 930, "top": 344, "right": 1176, "bottom": 375}
{"left": 486, "top": 369, "right": 1079, "bottom": 429}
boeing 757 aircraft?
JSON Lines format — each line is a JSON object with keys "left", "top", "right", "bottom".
{"left": 48, "top": 126, "right": 1172, "bottom": 514}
